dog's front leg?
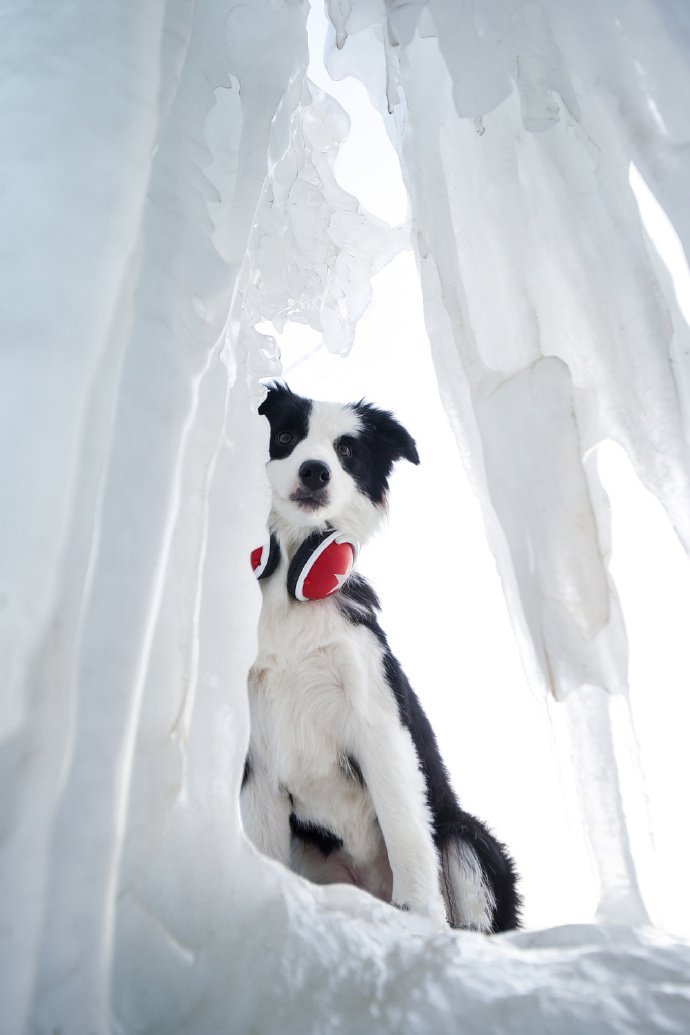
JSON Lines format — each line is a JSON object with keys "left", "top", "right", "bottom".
{"left": 359, "top": 717, "right": 447, "bottom": 928}
{"left": 336, "top": 644, "right": 448, "bottom": 928}
{"left": 240, "top": 754, "right": 291, "bottom": 866}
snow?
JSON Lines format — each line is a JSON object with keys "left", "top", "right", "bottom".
{"left": 1, "top": 1, "right": 689, "bottom": 1033}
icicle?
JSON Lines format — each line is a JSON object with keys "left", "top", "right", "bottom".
{"left": 323, "top": 0, "right": 690, "bottom": 929}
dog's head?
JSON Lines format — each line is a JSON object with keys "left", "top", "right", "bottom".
{"left": 259, "top": 383, "right": 419, "bottom": 543}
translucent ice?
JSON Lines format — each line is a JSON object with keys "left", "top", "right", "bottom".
{"left": 325, "top": 0, "right": 690, "bottom": 929}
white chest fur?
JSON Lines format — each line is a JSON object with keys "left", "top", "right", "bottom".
{"left": 248, "top": 563, "right": 384, "bottom": 847}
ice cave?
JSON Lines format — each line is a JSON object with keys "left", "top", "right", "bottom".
{"left": 2, "top": 0, "right": 690, "bottom": 1032}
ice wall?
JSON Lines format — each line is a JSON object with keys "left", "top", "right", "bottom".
{"left": 1, "top": 1, "right": 689, "bottom": 1034}
{"left": 325, "top": 0, "right": 690, "bottom": 928}
{"left": 0, "top": 1, "right": 307, "bottom": 1029}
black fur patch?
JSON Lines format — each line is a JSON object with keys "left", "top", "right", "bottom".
{"left": 336, "top": 573, "right": 382, "bottom": 624}
{"left": 338, "top": 574, "right": 522, "bottom": 932}
{"left": 259, "top": 382, "right": 312, "bottom": 459}
{"left": 289, "top": 814, "right": 343, "bottom": 858}
{"left": 340, "top": 753, "right": 365, "bottom": 787}
{"left": 336, "top": 401, "right": 420, "bottom": 504}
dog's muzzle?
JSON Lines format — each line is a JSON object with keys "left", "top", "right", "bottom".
{"left": 298, "top": 460, "right": 330, "bottom": 491}
{"left": 291, "top": 459, "right": 331, "bottom": 509}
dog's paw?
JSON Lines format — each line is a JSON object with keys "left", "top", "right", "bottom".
{"left": 424, "top": 902, "right": 449, "bottom": 931}
{"left": 392, "top": 895, "right": 448, "bottom": 929}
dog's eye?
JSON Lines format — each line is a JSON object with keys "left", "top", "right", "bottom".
{"left": 276, "top": 431, "right": 294, "bottom": 446}
{"left": 337, "top": 441, "right": 352, "bottom": 458}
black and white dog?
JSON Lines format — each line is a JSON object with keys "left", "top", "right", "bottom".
{"left": 242, "top": 383, "right": 520, "bottom": 932}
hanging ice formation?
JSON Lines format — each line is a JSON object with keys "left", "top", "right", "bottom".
{"left": 1, "top": 1, "right": 689, "bottom": 1033}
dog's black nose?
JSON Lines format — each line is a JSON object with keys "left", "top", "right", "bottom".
{"left": 299, "top": 460, "right": 331, "bottom": 491}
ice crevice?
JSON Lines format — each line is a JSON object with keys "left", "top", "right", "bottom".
{"left": 1, "top": 1, "right": 690, "bottom": 1033}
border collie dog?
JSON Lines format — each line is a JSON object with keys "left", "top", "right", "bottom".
{"left": 242, "top": 383, "right": 520, "bottom": 932}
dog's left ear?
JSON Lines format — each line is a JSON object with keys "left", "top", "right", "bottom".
{"left": 358, "top": 404, "right": 420, "bottom": 466}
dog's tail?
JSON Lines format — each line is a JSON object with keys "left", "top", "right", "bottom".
{"left": 438, "top": 815, "right": 521, "bottom": 932}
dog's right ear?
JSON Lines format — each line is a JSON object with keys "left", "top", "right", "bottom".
{"left": 258, "top": 382, "right": 312, "bottom": 456}
{"left": 258, "top": 381, "right": 293, "bottom": 418}
{"left": 353, "top": 402, "right": 420, "bottom": 468}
